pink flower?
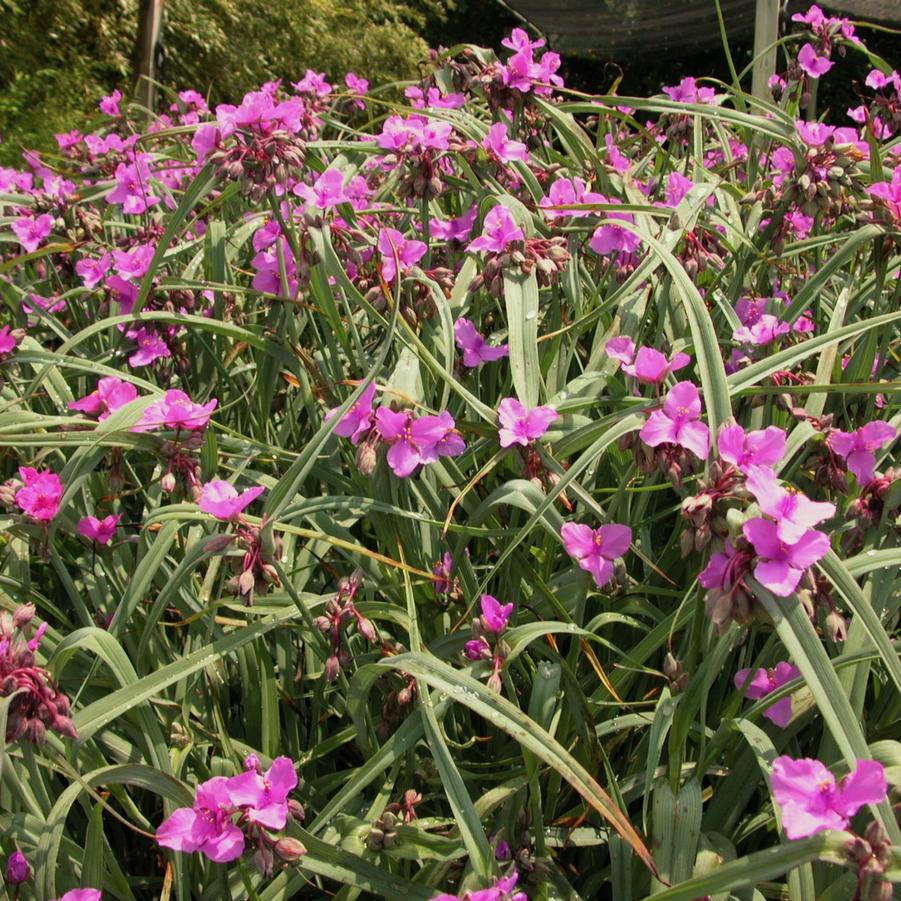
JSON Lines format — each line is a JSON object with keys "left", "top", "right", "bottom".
{"left": 293, "top": 69, "right": 331, "bottom": 96}
{"left": 665, "top": 171, "right": 695, "bottom": 206}
{"left": 405, "top": 86, "right": 466, "bottom": 109}
{"left": 69, "top": 377, "right": 139, "bottom": 420}
{"left": 868, "top": 167, "right": 901, "bottom": 220}
{"left": 15, "top": 467, "right": 64, "bottom": 521}
{"left": 11, "top": 214, "right": 53, "bottom": 253}
{"left": 431, "top": 206, "right": 478, "bottom": 242}
{"left": 482, "top": 122, "right": 529, "bottom": 163}
{"left": 540, "top": 176, "right": 604, "bottom": 220}
{"left": 771, "top": 756, "right": 886, "bottom": 839}
{"left": 745, "top": 467, "right": 835, "bottom": 543}
{"left": 454, "top": 318, "right": 509, "bottom": 367}
{"left": 75, "top": 254, "right": 112, "bottom": 289}
{"left": 0, "top": 325, "right": 21, "bottom": 356}
{"left": 798, "top": 43, "right": 833, "bottom": 78}
{"left": 588, "top": 200, "right": 640, "bottom": 256}
{"left": 497, "top": 398, "right": 558, "bottom": 448}
{"left": 112, "top": 243, "right": 155, "bottom": 280}
{"left": 733, "top": 314, "right": 790, "bottom": 346}
{"left": 106, "top": 155, "right": 160, "bottom": 215}
{"left": 198, "top": 480, "right": 266, "bottom": 521}
{"left": 375, "top": 408, "right": 464, "bottom": 477}
{"left": 99, "top": 88, "right": 122, "bottom": 116}
{"left": 605, "top": 336, "right": 635, "bottom": 367}
{"left": 742, "top": 518, "right": 830, "bottom": 596}
{"left": 53, "top": 891, "right": 102, "bottom": 901}
{"left": 796, "top": 120, "right": 835, "bottom": 147}
{"left": 639, "top": 381, "right": 710, "bottom": 460}
{"left": 22, "top": 293, "right": 66, "bottom": 317}
{"left": 622, "top": 347, "right": 691, "bottom": 384}
{"left": 105, "top": 275, "right": 139, "bottom": 315}
{"left": 131, "top": 390, "right": 217, "bottom": 433}
{"left": 561, "top": 522, "right": 632, "bottom": 588}
{"left": 377, "top": 228, "right": 427, "bottom": 283}
{"left": 734, "top": 662, "right": 801, "bottom": 727}
{"left": 827, "top": 421, "right": 896, "bottom": 484}
{"left": 295, "top": 167, "right": 347, "bottom": 210}
{"left": 327, "top": 381, "right": 377, "bottom": 445}
{"left": 718, "top": 425, "right": 786, "bottom": 472}
{"left": 468, "top": 206, "right": 524, "bottom": 254}
{"left": 480, "top": 594, "right": 513, "bottom": 632}
{"left": 227, "top": 756, "right": 298, "bottom": 828}
{"left": 345, "top": 72, "right": 369, "bottom": 104}
{"left": 127, "top": 328, "right": 171, "bottom": 368}
{"left": 78, "top": 514, "right": 121, "bottom": 545}
{"left": 156, "top": 776, "right": 245, "bottom": 863}
{"left": 662, "top": 77, "right": 716, "bottom": 104}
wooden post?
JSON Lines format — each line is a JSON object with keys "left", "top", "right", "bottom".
{"left": 135, "top": 0, "right": 164, "bottom": 110}
{"left": 751, "top": 0, "right": 780, "bottom": 100}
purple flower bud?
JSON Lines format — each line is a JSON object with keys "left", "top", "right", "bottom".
{"left": 244, "top": 753, "right": 261, "bottom": 773}
{"left": 6, "top": 850, "right": 31, "bottom": 884}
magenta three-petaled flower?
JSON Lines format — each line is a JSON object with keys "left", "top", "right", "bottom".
{"left": 327, "top": 381, "right": 377, "bottom": 445}
{"left": 156, "top": 776, "right": 246, "bottom": 863}
{"left": 377, "top": 228, "right": 427, "bottom": 283}
{"left": 496, "top": 398, "right": 558, "bottom": 448}
{"left": 198, "top": 480, "right": 266, "bottom": 521}
{"left": 560, "top": 522, "right": 632, "bottom": 589}
{"left": 15, "top": 467, "right": 64, "bottom": 522}
{"left": 454, "top": 318, "right": 509, "bottom": 368}
{"left": 375, "top": 408, "right": 464, "bottom": 477}
{"left": 742, "top": 517, "right": 830, "bottom": 597}
{"left": 717, "top": 424, "right": 786, "bottom": 473}
{"left": 734, "top": 661, "right": 801, "bottom": 728}
{"left": 770, "top": 756, "right": 886, "bottom": 839}
{"left": 827, "top": 421, "right": 896, "bottom": 484}
{"left": 131, "top": 390, "right": 218, "bottom": 433}
{"left": 78, "top": 514, "right": 121, "bottom": 545}
{"left": 639, "top": 381, "right": 710, "bottom": 460}
{"left": 69, "top": 377, "right": 139, "bottom": 421}
{"left": 227, "top": 756, "right": 298, "bottom": 828}
{"left": 479, "top": 594, "right": 513, "bottom": 633}
{"left": 467, "top": 206, "right": 525, "bottom": 254}
{"left": 745, "top": 467, "right": 835, "bottom": 544}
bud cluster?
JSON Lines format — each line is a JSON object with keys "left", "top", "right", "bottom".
{"left": 0, "top": 604, "right": 78, "bottom": 744}
{"left": 210, "top": 131, "right": 307, "bottom": 204}
{"left": 313, "top": 570, "right": 378, "bottom": 681}
{"left": 468, "top": 236, "right": 570, "bottom": 298}
{"left": 225, "top": 525, "right": 283, "bottom": 606}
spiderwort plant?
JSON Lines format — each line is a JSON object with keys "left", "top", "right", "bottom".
{"left": 1, "top": 10, "right": 900, "bottom": 901}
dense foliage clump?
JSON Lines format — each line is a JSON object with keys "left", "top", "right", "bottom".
{"left": 0, "top": 7, "right": 900, "bottom": 900}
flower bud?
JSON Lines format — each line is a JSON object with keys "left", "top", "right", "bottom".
{"left": 160, "top": 471, "right": 177, "bottom": 493}
{"left": 254, "top": 845, "right": 275, "bottom": 877}
{"left": 288, "top": 798, "right": 306, "bottom": 822}
{"left": 825, "top": 609, "right": 848, "bottom": 643}
{"left": 6, "top": 850, "right": 31, "bottom": 884}
{"left": 324, "top": 654, "right": 341, "bottom": 682}
{"left": 274, "top": 836, "right": 307, "bottom": 861}
{"left": 356, "top": 441, "right": 378, "bottom": 477}
{"left": 238, "top": 568, "right": 257, "bottom": 597}
{"left": 356, "top": 616, "right": 377, "bottom": 642}
{"left": 12, "top": 603, "right": 35, "bottom": 630}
